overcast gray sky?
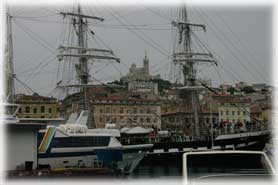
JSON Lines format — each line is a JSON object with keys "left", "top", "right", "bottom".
{"left": 8, "top": 2, "right": 272, "bottom": 96}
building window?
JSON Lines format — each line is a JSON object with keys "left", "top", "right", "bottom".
{"left": 226, "top": 110, "right": 229, "bottom": 115}
{"left": 49, "top": 108, "right": 52, "bottom": 113}
{"left": 99, "top": 117, "right": 103, "bottom": 123}
{"left": 33, "top": 108, "right": 37, "bottom": 114}
{"left": 206, "top": 117, "right": 209, "bottom": 123}
{"left": 25, "top": 106, "right": 30, "bottom": 113}
{"left": 133, "top": 116, "right": 137, "bottom": 122}
{"left": 140, "top": 118, "right": 144, "bottom": 123}
{"left": 120, "top": 108, "right": 124, "bottom": 114}
{"left": 220, "top": 111, "right": 223, "bottom": 115}
{"left": 106, "top": 107, "right": 110, "bottom": 113}
{"left": 100, "top": 109, "right": 103, "bottom": 113}
{"left": 41, "top": 106, "right": 45, "bottom": 113}
{"left": 133, "top": 108, "right": 137, "bottom": 114}
{"left": 243, "top": 111, "right": 246, "bottom": 115}
{"left": 237, "top": 111, "right": 240, "bottom": 115}
{"left": 18, "top": 108, "right": 22, "bottom": 113}
{"left": 232, "top": 111, "right": 234, "bottom": 115}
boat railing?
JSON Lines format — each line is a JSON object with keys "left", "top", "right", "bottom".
{"left": 120, "top": 124, "right": 270, "bottom": 145}
{"left": 212, "top": 123, "right": 269, "bottom": 137}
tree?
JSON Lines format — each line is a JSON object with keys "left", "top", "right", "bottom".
{"left": 108, "top": 79, "right": 127, "bottom": 86}
{"left": 148, "top": 78, "right": 172, "bottom": 93}
{"left": 241, "top": 86, "right": 255, "bottom": 94}
{"left": 227, "top": 87, "right": 237, "bottom": 95}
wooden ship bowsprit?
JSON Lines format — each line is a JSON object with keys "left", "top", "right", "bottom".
{"left": 119, "top": 6, "right": 271, "bottom": 164}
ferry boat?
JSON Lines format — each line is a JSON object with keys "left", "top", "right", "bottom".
{"left": 37, "top": 111, "right": 146, "bottom": 174}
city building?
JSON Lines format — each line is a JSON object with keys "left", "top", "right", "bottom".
{"left": 128, "top": 81, "right": 158, "bottom": 95}
{"left": 16, "top": 93, "right": 61, "bottom": 119}
{"left": 120, "top": 52, "right": 160, "bottom": 83}
{"left": 250, "top": 98, "right": 272, "bottom": 125}
{"left": 92, "top": 95, "right": 161, "bottom": 129}
{"left": 235, "top": 81, "right": 249, "bottom": 90}
{"left": 252, "top": 83, "right": 268, "bottom": 92}
{"left": 210, "top": 94, "right": 251, "bottom": 125}
{"left": 161, "top": 100, "right": 218, "bottom": 135}
{"left": 219, "top": 84, "right": 232, "bottom": 92}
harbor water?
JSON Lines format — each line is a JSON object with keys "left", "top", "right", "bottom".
{"left": 130, "top": 163, "right": 182, "bottom": 179}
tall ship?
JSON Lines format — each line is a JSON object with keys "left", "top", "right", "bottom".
{"left": 4, "top": 3, "right": 272, "bottom": 175}
{"left": 48, "top": 4, "right": 271, "bottom": 164}
{"left": 117, "top": 5, "right": 271, "bottom": 164}
{"left": 3, "top": 4, "right": 148, "bottom": 175}
{"left": 35, "top": 4, "right": 150, "bottom": 174}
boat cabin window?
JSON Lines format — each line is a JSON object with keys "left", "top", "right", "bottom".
{"left": 25, "top": 106, "right": 30, "bottom": 113}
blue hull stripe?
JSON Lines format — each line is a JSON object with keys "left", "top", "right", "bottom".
{"left": 38, "top": 149, "right": 122, "bottom": 158}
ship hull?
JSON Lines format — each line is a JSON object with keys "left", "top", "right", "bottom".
{"left": 123, "top": 130, "right": 271, "bottom": 166}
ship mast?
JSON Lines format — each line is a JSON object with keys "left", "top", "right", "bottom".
{"left": 4, "top": 12, "right": 16, "bottom": 105}
{"left": 58, "top": 3, "right": 120, "bottom": 128}
{"left": 172, "top": 6, "right": 216, "bottom": 140}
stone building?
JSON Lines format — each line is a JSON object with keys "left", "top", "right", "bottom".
{"left": 161, "top": 100, "right": 219, "bottom": 135}
{"left": 121, "top": 52, "right": 160, "bottom": 83}
{"left": 128, "top": 81, "right": 158, "bottom": 95}
{"left": 92, "top": 95, "right": 161, "bottom": 129}
{"left": 203, "top": 93, "right": 251, "bottom": 125}
{"left": 16, "top": 93, "right": 61, "bottom": 118}
{"left": 62, "top": 88, "right": 161, "bottom": 129}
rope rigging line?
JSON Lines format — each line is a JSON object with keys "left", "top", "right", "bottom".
{"left": 193, "top": 7, "right": 267, "bottom": 83}
{"left": 25, "top": 56, "right": 57, "bottom": 84}
{"left": 14, "top": 76, "right": 36, "bottom": 94}
{"left": 134, "top": 1, "right": 174, "bottom": 22}
{"left": 94, "top": 3, "right": 170, "bottom": 57}
{"left": 109, "top": 7, "right": 171, "bottom": 56}
{"left": 189, "top": 9, "right": 250, "bottom": 83}
{"left": 15, "top": 20, "right": 57, "bottom": 50}
{"left": 13, "top": 20, "right": 56, "bottom": 54}
{"left": 213, "top": 9, "right": 269, "bottom": 80}
{"left": 186, "top": 12, "right": 244, "bottom": 84}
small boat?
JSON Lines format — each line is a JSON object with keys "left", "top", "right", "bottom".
{"left": 37, "top": 111, "right": 145, "bottom": 174}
